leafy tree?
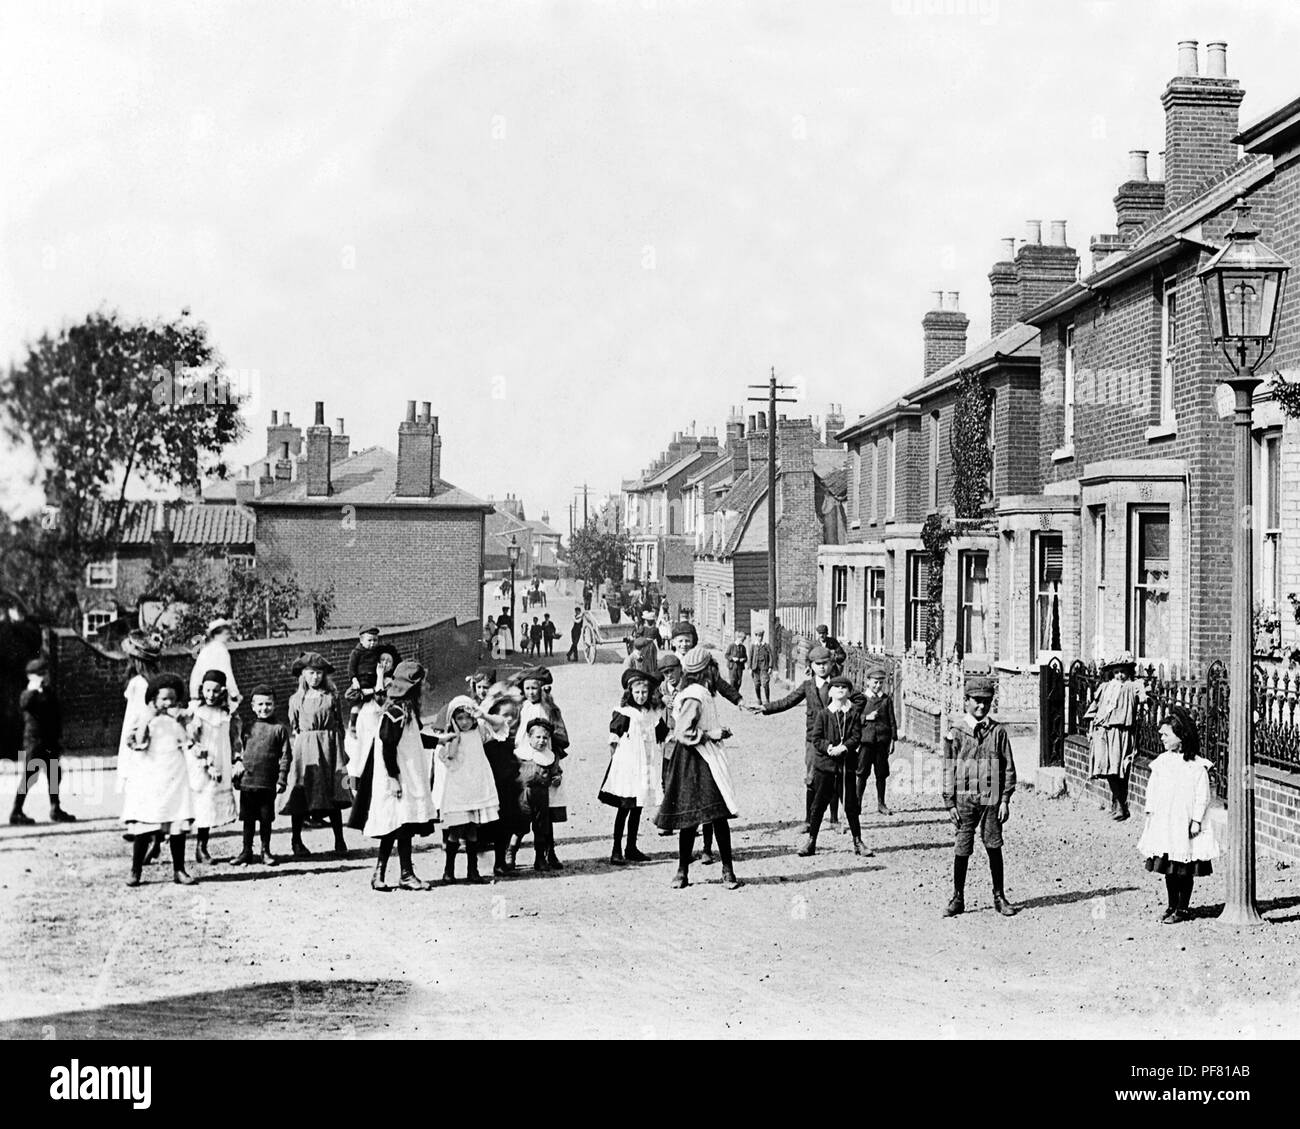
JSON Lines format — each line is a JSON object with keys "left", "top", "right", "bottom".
{"left": 567, "top": 519, "right": 632, "bottom": 590}
{"left": 136, "top": 555, "right": 304, "bottom": 644}
{"left": 308, "top": 581, "right": 337, "bottom": 634}
{"left": 0, "top": 309, "right": 245, "bottom": 625}
{"left": 950, "top": 368, "right": 994, "bottom": 520}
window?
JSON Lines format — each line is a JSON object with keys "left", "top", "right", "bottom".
{"left": 1063, "top": 325, "right": 1076, "bottom": 447}
{"left": 848, "top": 449, "right": 861, "bottom": 525}
{"left": 866, "top": 568, "right": 886, "bottom": 651}
{"left": 906, "top": 552, "right": 931, "bottom": 652}
{"left": 1031, "top": 533, "right": 1063, "bottom": 660}
{"left": 1091, "top": 506, "right": 1106, "bottom": 657}
{"left": 1258, "top": 431, "right": 1282, "bottom": 610}
{"left": 867, "top": 441, "right": 878, "bottom": 524}
{"left": 1128, "top": 508, "right": 1170, "bottom": 661}
{"left": 957, "top": 551, "right": 990, "bottom": 657}
{"left": 887, "top": 430, "right": 897, "bottom": 518}
{"left": 1160, "top": 280, "right": 1177, "bottom": 425}
{"left": 84, "top": 609, "right": 114, "bottom": 638}
{"left": 227, "top": 553, "right": 254, "bottom": 571}
{"left": 86, "top": 559, "right": 118, "bottom": 589}
{"left": 928, "top": 412, "right": 941, "bottom": 511}
{"left": 831, "top": 565, "right": 849, "bottom": 640}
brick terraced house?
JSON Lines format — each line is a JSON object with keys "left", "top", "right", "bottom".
{"left": 252, "top": 400, "right": 491, "bottom": 631}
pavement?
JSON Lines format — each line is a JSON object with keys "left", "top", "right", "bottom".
{"left": 2, "top": 582, "right": 1299, "bottom": 1039}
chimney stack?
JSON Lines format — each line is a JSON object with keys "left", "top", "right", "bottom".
{"left": 306, "top": 400, "right": 332, "bottom": 497}
{"left": 235, "top": 474, "right": 255, "bottom": 505}
{"left": 922, "top": 289, "right": 969, "bottom": 378}
{"left": 396, "top": 399, "right": 438, "bottom": 497}
{"left": 266, "top": 407, "right": 303, "bottom": 464}
{"left": 1162, "top": 39, "right": 1244, "bottom": 209}
{"left": 823, "top": 402, "right": 845, "bottom": 443}
{"left": 1113, "top": 150, "right": 1166, "bottom": 241}
{"left": 331, "top": 418, "right": 350, "bottom": 463}
{"left": 726, "top": 406, "right": 747, "bottom": 452}
{"left": 989, "top": 237, "right": 1019, "bottom": 336}
{"left": 270, "top": 410, "right": 278, "bottom": 425}
{"left": 1015, "top": 220, "right": 1080, "bottom": 317}
{"left": 275, "top": 441, "right": 293, "bottom": 481}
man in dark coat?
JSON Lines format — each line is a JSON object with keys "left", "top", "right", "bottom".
{"left": 748, "top": 629, "right": 773, "bottom": 707}
{"left": 761, "top": 645, "right": 837, "bottom": 832}
{"left": 724, "top": 632, "right": 748, "bottom": 691}
{"left": 814, "top": 625, "right": 847, "bottom": 676}
{"left": 857, "top": 660, "right": 899, "bottom": 816}
{"left": 566, "top": 607, "right": 584, "bottom": 662}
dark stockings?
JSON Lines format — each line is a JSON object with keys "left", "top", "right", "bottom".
{"left": 131, "top": 835, "right": 151, "bottom": 875}
{"left": 987, "top": 847, "right": 1005, "bottom": 895}
{"left": 702, "top": 821, "right": 714, "bottom": 856}
{"left": 1165, "top": 872, "right": 1194, "bottom": 911}
{"left": 953, "top": 849, "right": 1005, "bottom": 896}
{"left": 953, "top": 854, "right": 969, "bottom": 895}
{"left": 169, "top": 833, "right": 189, "bottom": 875}
{"left": 376, "top": 834, "right": 396, "bottom": 881}
{"left": 397, "top": 829, "right": 414, "bottom": 876}
{"left": 241, "top": 817, "right": 274, "bottom": 853}
{"left": 613, "top": 808, "right": 629, "bottom": 852}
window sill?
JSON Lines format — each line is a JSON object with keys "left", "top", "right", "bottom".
{"left": 1051, "top": 445, "right": 1075, "bottom": 464}
{"left": 1145, "top": 421, "right": 1177, "bottom": 442}
{"left": 849, "top": 522, "right": 861, "bottom": 531}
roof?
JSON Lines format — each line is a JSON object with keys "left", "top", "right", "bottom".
{"left": 524, "top": 518, "right": 561, "bottom": 537}
{"left": 836, "top": 321, "right": 1040, "bottom": 444}
{"left": 639, "top": 450, "right": 718, "bottom": 490}
{"left": 84, "top": 500, "right": 255, "bottom": 546}
{"left": 819, "top": 467, "right": 849, "bottom": 502}
{"left": 252, "top": 446, "right": 490, "bottom": 510}
{"left": 1025, "top": 155, "right": 1271, "bottom": 327}
{"left": 813, "top": 448, "right": 848, "bottom": 480}
{"left": 1236, "top": 93, "right": 1300, "bottom": 154}
{"left": 684, "top": 452, "right": 732, "bottom": 488}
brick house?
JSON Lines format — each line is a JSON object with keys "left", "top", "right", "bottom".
{"left": 695, "top": 416, "right": 847, "bottom": 645}
{"left": 482, "top": 496, "right": 560, "bottom": 578}
{"left": 252, "top": 400, "right": 491, "bottom": 631}
{"left": 621, "top": 430, "right": 722, "bottom": 608}
{"left": 78, "top": 501, "right": 256, "bottom": 641}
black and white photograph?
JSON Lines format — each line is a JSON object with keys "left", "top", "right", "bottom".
{"left": 1, "top": 0, "right": 1298, "bottom": 1099}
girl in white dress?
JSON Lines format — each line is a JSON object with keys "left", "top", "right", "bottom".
{"left": 347, "top": 661, "right": 437, "bottom": 892}
{"left": 430, "top": 695, "right": 504, "bottom": 884}
{"left": 1137, "top": 706, "right": 1220, "bottom": 924}
{"left": 122, "top": 673, "right": 206, "bottom": 887}
{"left": 118, "top": 631, "right": 164, "bottom": 862}
{"left": 600, "top": 668, "right": 668, "bottom": 865}
{"left": 188, "top": 669, "right": 240, "bottom": 863}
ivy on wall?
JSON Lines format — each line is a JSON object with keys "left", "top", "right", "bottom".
{"left": 920, "top": 512, "right": 953, "bottom": 659}
{"left": 950, "top": 368, "right": 994, "bottom": 520}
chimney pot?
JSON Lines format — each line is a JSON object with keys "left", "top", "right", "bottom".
{"left": 1206, "top": 41, "right": 1227, "bottom": 77}
{"left": 270, "top": 410, "right": 278, "bottom": 426}
{"left": 1049, "top": 221, "right": 1068, "bottom": 247}
{"left": 421, "top": 401, "right": 432, "bottom": 422}
{"left": 748, "top": 415, "right": 756, "bottom": 431}
{"left": 1127, "top": 150, "right": 1150, "bottom": 182}
{"left": 283, "top": 411, "right": 291, "bottom": 425}
{"left": 336, "top": 418, "right": 345, "bottom": 432}
{"left": 431, "top": 415, "right": 439, "bottom": 434}
{"left": 1025, "top": 220, "right": 1042, "bottom": 245}
{"left": 1177, "top": 39, "right": 1199, "bottom": 76}
{"left": 999, "top": 236, "right": 1016, "bottom": 261}
{"left": 314, "top": 401, "right": 325, "bottom": 426}
{"left": 946, "top": 291, "right": 960, "bottom": 310}
{"left": 932, "top": 289, "right": 944, "bottom": 310}
{"left": 405, "top": 400, "right": 417, "bottom": 423}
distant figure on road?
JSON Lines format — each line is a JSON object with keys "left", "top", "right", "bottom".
{"left": 748, "top": 630, "right": 772, "bottom": 708}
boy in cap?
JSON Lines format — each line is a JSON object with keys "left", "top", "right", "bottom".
{"left": 806, "top": 674, "right": 870, "bottom": 856}
{"left": 748, "top": 629, "right": 773, "bottom": 708}
{"left": 814, "top": 625, "right": 847, "bottom": 676}
{"left": 942, "top": 674, "right": 1018, "bottom": 918}
{"left": 857, "top": 662, "right": 898, "bottom": 816}
{"left": 566, "top": 607, "right": 584, "bottom": 662}
{"left": 230, "top": 684, "right": 292, "bottom": 865}
{"left": 762, "top": 644, "right": 838, "bottom": 833}
{"left": 724, "top": 631, "right": 748, "bottom": 692}
{"left": 542, "top": 613, "right": 557, "bottom": 657}
{"left": 10, "top": 657, "right": 76, "bottom": 825}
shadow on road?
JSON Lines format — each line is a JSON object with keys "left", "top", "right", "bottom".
{"left": 738, "top": 864, "right": 887, "bottom": 886}
{"left": 1012, "top": 885, "right": 1141, "bottom": 912}
{"left": 0, "top": 979, "right": 418, "bottom": 1039}
{"left": 1180, "top": 895, "right": 1300, "bottom": 924}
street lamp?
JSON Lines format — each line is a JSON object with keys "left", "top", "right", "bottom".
{"left": 1197, "top": 198, "right": 1290, "bottom": 927}
{"left": 507, "top": 535, "right": 521, "bottom": 656}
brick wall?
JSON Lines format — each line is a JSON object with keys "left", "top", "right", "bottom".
{"left": 47, "top": 614, "right": 482, "bottom": 756}
{"left": 997, "top": 370, "right": 1043, "bottom": 497}
{"left": 1064, "top": 736, "right": 1300, "bottom": 863}
{"left": 256, "top": 506, "right": 484, "bottom": 630}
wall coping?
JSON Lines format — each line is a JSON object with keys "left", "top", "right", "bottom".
{"left": 1077, "top": 458, "right": 1187, "bottom": 486}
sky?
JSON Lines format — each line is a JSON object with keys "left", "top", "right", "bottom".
{"left": 4, "top": 0, "right": 1300, "bottom": 529}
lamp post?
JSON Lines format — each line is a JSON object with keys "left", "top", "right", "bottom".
{"left": 507, "top": 535, "right": 521, "bottom": 656}
{"left": 1197, "top": 198, "right": 1290, "bottom": 927}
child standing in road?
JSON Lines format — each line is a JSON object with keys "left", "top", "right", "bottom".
{"left": 122, "top": 673, "right": 200, "bottom": 887}
{"left": 941, "top": 674, "right": 1017, "bottom": 918}
{"left": 430, "top": 696, "right": 503, "bottom": 884}
{"left": 724, "top": 632, "right": 748, "bottom": 692}
{"left": 230, "top": 685, "right": 292, "bottom": 866}
{"left": 857, "top": 662, "right": 898, "bottom": 817}
{"left": 282, "top": 653, "right": 351, "bottom": 858}
{"left": 188, "top": 670, "right": 240, "bottom": 863}
{"left": 601, "top": 668, "right": 668, "bottom": 865}
{"left": 9, "top": 658, "right": 76, "bottom": 826}
{"left": 517, "top": 717, "right": 559, "bottom": 872}
{"left": 1138, "top": 706, "right": 1219, "bottom": 924}
{"left": 806, "top": 675, "right": 870, "bottom": 857}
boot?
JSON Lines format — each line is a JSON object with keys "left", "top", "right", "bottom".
{"left": 609, "top": 845, "right": 626, "bottom": 866}
{"left": 1114, "top": 802, "right": 1131, "bottom": 822}
{"left": 670, "top": 868, "right": 689, "bottom": 889}
{"left": 49, "top": 803, "right": 77, "bottom": 823}
{"left": 230, "top": 849, "right": 256, "bottom": 866}
{"left": 993, "top": 892, "right": 1018, "bottom": 917}
{"left": 441, "top": 842, "right": 459, "bottom": 885}
{"left": 796, "top": 834, "right": 816, "bottom": 858}
{"left": 371, "top": 857, "right": 389, "bottom": 892}
{"left": 943, "top": 893, "right": 965, "bottom": 917}
{"left": 852, "top": 836, "right": 873, "bottom": 857}
{"left": 171, "top": 836, "right": 197, "bottom": 885}
{"left": 624, "top": 845, "right": 650, "bottom": 863}
{"left": 126, "top": 869, "right": 143, "bottom": 887}
{"left": 260, "top": 847, "right": 279, "bottom": 867}
{"left": 546, "top": 846, "right": 563, "bottom": 871}
{"left": 720, "top": 866, "right": 743, "bottom": 890}
{"left": 1108, "top": 797, "right": 1120, "bottom": 819}
{"left": 506, "top": 842, "right": 519, "bottom": 869}
{"left": 291, "top": 839, "right": 312, "bottom": 858}
{"left": 143, "top": 834, "right": 163, "bottom": 865}
{"left": 877, "top": 802, "right": 893, "bottom": 817}
{"left": 533, "top": 850, "right": 549, "bottom": 873}
{"left": 9, "top": 801, "right": 34, "bottom": 826}
{"left": 465, "top": 846, "right": 491, "bottom": 885}
{"left": 399, "top": 869, "right": 430, "bottom": 891}
{"left": 195, "top": 835, "right": 212, "bottom": 865}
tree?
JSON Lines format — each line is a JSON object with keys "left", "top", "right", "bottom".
{"left": 0, "top": 309, "right": 246, "bottom": 625}
{"left": 567, "top": 519, "right": 632, "bottom": 590}
{"left": 136, "top": 555, "right": 304, "bottom": 644}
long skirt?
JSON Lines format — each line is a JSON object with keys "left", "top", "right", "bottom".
{"left": 1145, "top": 855, "right": 1214, "bottom": 878}
{"left": 484, "top": 741, "right": 527, "bottom": 835}
{"left": 654, "top": 741, "right": 735, "bottom": 829}
{"left": 347, "top": 753, "right": 436, "bottom": 840}
{"left": 279, "top": 729, "right": 352, "bottom": 817}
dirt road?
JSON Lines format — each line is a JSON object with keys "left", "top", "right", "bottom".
{"left": 3, "top": 644, "right": 1299, "bottom": 1039}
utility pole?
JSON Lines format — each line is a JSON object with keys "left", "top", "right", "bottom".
{"left": 747, "top": 367, "right": 798, "bottom": 649}
{"left": 573, "top": 483, "right": 590, "bottom": 528}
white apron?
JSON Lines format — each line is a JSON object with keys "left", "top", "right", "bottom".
{"left": 189, "top": 705, "right": 239, "bottom": 828}
{"left": 602, "top": 706, "right": 665, "bottom": 807}
{"left": 432, "top": 722, "right": 501, "bottom": 826}
{"left": 363, "top": 714, "right": 435, "bottom": 840}
{"left": 117, "top": 676, "right": 150, "bottom": 785}
{"left": 673, "top": 685, "right": 739, "bottom": 816}
{"left": 120, "top": 715, "right": 196, "bottom": 832}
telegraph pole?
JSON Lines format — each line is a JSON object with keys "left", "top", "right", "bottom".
{"left": 573, "top": 483, "right": 590, "bottom": 528}
{"left": 747, "top": 367, "right": 799, "bottom": 648}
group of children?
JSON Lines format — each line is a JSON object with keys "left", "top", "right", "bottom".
{"left": 87, "top": 613, "right": 1222, "bottom": 920}
{"left": 517, "top": 613, "right": 558, "bottom": 657}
